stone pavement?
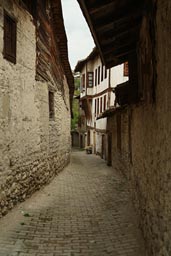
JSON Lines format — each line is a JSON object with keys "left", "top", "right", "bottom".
{"left": 0, "top": 150, "right": 146, "bottom": 256}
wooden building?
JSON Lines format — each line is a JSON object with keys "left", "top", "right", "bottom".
{"left": 75, "top": 48, "right": 128, "bottom": 158}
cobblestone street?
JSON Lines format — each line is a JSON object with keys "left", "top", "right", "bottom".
{"left": 0, "top": 150, "right": 146, "bottom": 256}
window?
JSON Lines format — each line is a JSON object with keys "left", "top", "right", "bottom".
{"left": 100, "top": 97, "right": 102, "bottom": 113}
{"left": 97, "top": 98, "right": 99, "bottom": 115}
{"left": 98, "top": 66, "right": 100, "bottom": 85}
{"left": 104, "top": 67, "right": 107, "bottom": 79}
{"left": 104, "top": 95, "right": 106, "bottom": 111}
{"left": 95, "top": 99, "right": 97, "bottom": 116}
{"left": 101, "top": 64, "right": 104, "bottom": 82}
{"left": 124, "top": 62, "right": 129, "bottom": 76}
{"left": 95, "top": 69, "right": 97, "bottom": 86}
{"left": 4, "top": 12, "right": 17, "bottom": 64}
{"left": 49, "top": 91, "right": 55, "bottom": 119}
{"left": 81, "top": 74, "right": 85, "bottom": 89}
{"left": 87, "top": 72, "right": 94, "bottom": 87}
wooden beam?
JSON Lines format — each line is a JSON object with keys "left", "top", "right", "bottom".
{"left": 106, "top": 55, "right": 129, "bottom": 68}
{"left": 89, "top": 1, "right": 115, "bottom": 16}
{"left": 97, "top": 13, "right": 142, "bottom": 35}
{"left": 93, "top": 3, "right": 144, "bottom": 28}
{"left": 100, "top": 25, "right": 140, "bottom": 48}
{"left": 103, "top": 39, "right": 137, "bottom": 56}
{"left": 104, "top": 45, "right": 136, "bottom": 60}
{"left": 87, "top": 0, "right": 115, "bottom": 10}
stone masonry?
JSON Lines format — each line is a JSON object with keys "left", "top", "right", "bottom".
{"left": 0, "top": 150, "right": 146, "bottom": 256}
{"left": 0, "top": 1, "right": 71, "bottom": 217}
{"left": 106, "top": 1, "right": 171, "bottom": 255}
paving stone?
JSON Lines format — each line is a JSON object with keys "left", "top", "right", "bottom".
{"left": 0, "top": 150, "right": 146, "bottom": 255}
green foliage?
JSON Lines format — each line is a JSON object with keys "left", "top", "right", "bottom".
{"left": 71, "top": 76, "right": 80, "bottom": 130}
{"left": 74, "top": 77, "right": 80, "bottom": 95}
{"left": 71, "top": 99, "right": 79, "bottom": 130}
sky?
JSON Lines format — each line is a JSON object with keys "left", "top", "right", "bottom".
{"left": 61, "top": 0, "right": 95, "bottom": 70}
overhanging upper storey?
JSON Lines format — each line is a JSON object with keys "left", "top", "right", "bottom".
{"left": 77, "top": 0, "right": 145, "bottom": 68}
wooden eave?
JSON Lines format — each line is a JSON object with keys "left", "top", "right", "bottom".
{"left": 51, "top": 0, "right": 74, "bottom": 106}
{"left": 74, "top": 47, "right": 98, "bottom": 72}
{"left": 97, "top": 105, "right": 127, "bottom": 120}
{"left": 77, "top": 0, "right": 145, "bottom": 68}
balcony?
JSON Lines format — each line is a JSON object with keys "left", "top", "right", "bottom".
{"left": 114, "top": 81, "right": 139, "bottom": 106}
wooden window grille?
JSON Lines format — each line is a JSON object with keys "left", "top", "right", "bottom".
{"left": 87, "top": 72, "right": 94, "bottom": 87}
{"left": 124, "top": 62, "right": 129, "bottom": 76}
{"left": 49, "top": 91, "right": 55, "bottom": 119}
{"left": 4, "top": 12, "right": 17, "bottom": 64}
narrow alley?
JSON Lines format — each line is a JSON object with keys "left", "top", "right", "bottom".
{"left": 0, "top": 151, "right": 145, "bottom": 256}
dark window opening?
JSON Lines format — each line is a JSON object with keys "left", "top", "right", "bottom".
{"left": 95, "top": 69, "right": 97, "bottom": 86}
{"left": 81, "top": 74, "right": 85, "bottom": 90}
{"left": 95, "top": 99, "right": 97, "bottom": 116}
{"left": 104, "top": 67, "right": 107, "bottom": 79}
{"left": 97, "top": 98, "right": 99, "bottom": 115}
{"left": 87, "top": 130, "right": 90, "bottom": 146}
{"left": 101, "top": 64, "right": 104, "bottom": 81}
{"left": 49, "top": 91, "right": 55, "bottom": 119}
{"left": 104, "top": 95, "right": 106, "bottom": 111}
{"left": 4, "top": 12, "right": 17, "bottom": 64}
{"left": 98, "top": 66, "right": 100, "bottom": 84}
{"left": 100, "top": 97, "right": 102, "bottom": 113}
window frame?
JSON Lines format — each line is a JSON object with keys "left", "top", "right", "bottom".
{"left": 104, "top": 95, "right": 106, "bottom": 111}
{"left": 95, "top": 69, "right": 97, "bottom": 86}
{"left": 97, "top": 98, "right": 99, "bottom": 115}
{"left": 100, "top": 97, "right": 102, "bottom": 113}
{"left": 87, "top": 72, "right": 94, "bottom": 88}
{"left": 49, "top": 91, "right": 55, "bottom": 120}
{"left": 101, "top": 64, "right": 104, "bottom": 82}
{"left": 4, "top": 11, "right": 17, "bottom": 64}
{"left": 98, "top": 66, "right": 100, "bottom": 85}
{"left": 81, "top": 74, "right": 85, "bottom": 90}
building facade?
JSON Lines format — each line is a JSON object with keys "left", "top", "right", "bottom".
{"left": 75, "top": 48, "right": 128, "bottom": 159}
{"left": 0, "top": 0, "right": 74, "bottom": 216}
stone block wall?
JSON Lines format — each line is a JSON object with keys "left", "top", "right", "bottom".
{"left": 0, "top": 1, "right": 71, "bottom": 216}
{"left": 107, "top": 1, "right": 171, "bottom": 255}
{"left": 130, "top": 1, "right": 171, "bottom": 255}
{"left": 107, "top": 108, "right": 131, "bottom": 179}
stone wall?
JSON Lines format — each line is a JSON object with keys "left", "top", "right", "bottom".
{"left": 0, "top": 1, "right": 71, "bottom": 216}
{"left": 107, "top": 1, "right": 171, "bottom": 255}
{"left": 107, "top": 108, "right": 131, "bottom": 178}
